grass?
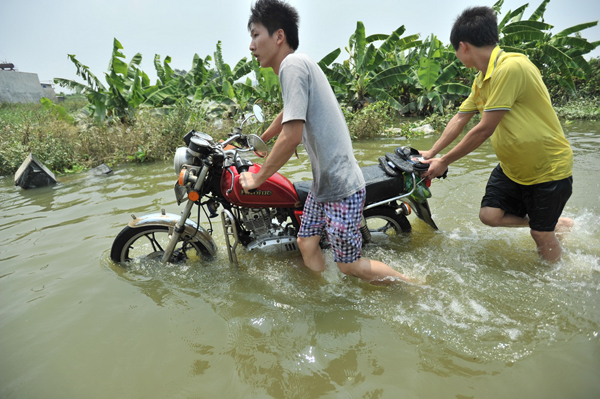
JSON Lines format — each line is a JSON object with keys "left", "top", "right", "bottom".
{"left": 0, "top": 98, "right": 264, "bottom": 176}
{"left": 554, "top": 97, "right": 600, "bottom": 121}
{"left": 1, "top": 95, "right": 598, "bottom": 177}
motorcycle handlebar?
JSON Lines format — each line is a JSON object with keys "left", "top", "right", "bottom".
{"left": 234, "top": 157, "right": 253, "bottom": 173}
{"left": 221, "top": 132, "right": 243, "bottom": 148}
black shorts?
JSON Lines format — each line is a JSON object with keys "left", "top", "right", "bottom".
{"left": 481, "top": 164, "right": 573, "bottom": 232}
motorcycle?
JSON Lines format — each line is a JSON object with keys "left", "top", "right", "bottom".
{"left": 110, "top": 105, "right": 441, "bottom": 266}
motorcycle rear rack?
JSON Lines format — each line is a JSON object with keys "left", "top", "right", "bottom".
{"left": 363, "top": 172, "right": 419, "bottom": 211}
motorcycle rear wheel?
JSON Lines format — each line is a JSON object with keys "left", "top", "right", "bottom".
{"left": 363, "top": 206, "right": 411, "bottom": 240}
{"left": 110, "top": 225, "right": 211, "bottom": 264}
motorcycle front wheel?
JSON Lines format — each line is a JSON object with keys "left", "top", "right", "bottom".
{"left": 110, "top": 225, "right": 211, "bottom": 264}
{"left": 362, "top": 206, "right": 411, "bottom": 242}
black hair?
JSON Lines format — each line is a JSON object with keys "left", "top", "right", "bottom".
{"left": 248, "top": 0, "right": 300, "bottom": 50}
{"left": 450, "top": 6, "right": 498, "bottom": 50}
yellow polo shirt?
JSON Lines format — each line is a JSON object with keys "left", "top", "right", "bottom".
{"left": 459, "top": 46, "right": 573, "bottom": 185}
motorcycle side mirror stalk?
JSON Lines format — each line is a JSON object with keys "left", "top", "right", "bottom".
{"left": 239, "top": 104, "right": 265, "bottom": 130}
{"left": 248, "top": 105, "right": 267, "bottom": 157}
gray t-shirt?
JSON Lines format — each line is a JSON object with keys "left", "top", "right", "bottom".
{"left": 279, "top": 53, "right": 365, "bottom": 202}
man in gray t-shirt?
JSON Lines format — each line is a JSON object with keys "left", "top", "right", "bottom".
{"left": 241, "top": 0, "right": 411, "bottom": 285}
{"left": 279, "top": 52, "right": 364, "bottom": 202}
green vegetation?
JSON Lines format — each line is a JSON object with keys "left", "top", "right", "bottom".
{"left": 1, "top": 0, "right": 598, "bottom": 176}
{"left": 0, "top": 98, "right": 268, "bottom": 176}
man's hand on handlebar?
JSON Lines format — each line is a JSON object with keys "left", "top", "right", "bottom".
{"left": 240, "top": 172, "right": 262, "bottom": 191}
{"left": 420, "top": 157, "right": 449, "bottom": 179}
{"left": 418, "top": 149, "right": 436, "bottom": 160}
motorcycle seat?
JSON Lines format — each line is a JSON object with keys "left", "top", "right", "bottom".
{"left": 292, "top": 165, "right": 404, "bottom": 208}
{"left": 293, "top": 180, "right": 312, "bottom": 206}
{"left": 362, "top": 164, "right": 405, "bottom": 205}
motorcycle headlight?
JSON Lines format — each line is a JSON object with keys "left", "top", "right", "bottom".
{"left": 174, "top": 147, "right": 194, "bottom": 175}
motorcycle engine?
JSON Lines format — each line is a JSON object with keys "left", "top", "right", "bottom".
{"left": 239, "top": 208, "right": 298, "bottom": 252}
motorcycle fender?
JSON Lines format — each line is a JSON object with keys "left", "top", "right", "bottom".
{"left": 127, "top": 212, "right": 218, "bottom": 256}
{"left": 406, "top": 199, "right": 439, "bottom": 230}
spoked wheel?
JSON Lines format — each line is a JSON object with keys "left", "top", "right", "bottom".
{"left": 110, "top": 225, "right": 210, "bottom": 264}
{"left": 362, "top": 206, "right": 411, "bottom": 243}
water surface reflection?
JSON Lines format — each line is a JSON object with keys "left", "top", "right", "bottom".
{"left": 0, "top": 123, "right": 599, "bottom": 398}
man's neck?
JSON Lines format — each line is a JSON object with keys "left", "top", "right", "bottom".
{"left": 273, "top": 49, "right": 295, "bottom": 75}
{"left": 472, "top": 45, "right": 496, "bottom": 75}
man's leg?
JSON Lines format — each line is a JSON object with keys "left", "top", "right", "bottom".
{"left": 297, "top": 190, "right": 328, "bottom": 273}
{"left": 479, "top": 206, "right": 529, "bottom": 227}
{"left": 322, "top": 188, "right": 413, "bottom": 285}
{"left": 555, "top": 217, "right": 574, "bottom": 233}
{"left": 525, "top": 176, "right": 573, "bottom": 261}
{"left": 480, "top": 165, "right": 529, "bottom": 228}
{"left": 297, "top": 235, "right": 325, "bottom": 272}
{"left": 530, "top": 230, "right": 562, "bottom": 261}
{"left": 337, "top": 258, "right": 413, "bottom": 285}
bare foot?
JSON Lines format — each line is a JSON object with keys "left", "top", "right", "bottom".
{"left": 555, "top": 217, "right": 574, "bottom": 233}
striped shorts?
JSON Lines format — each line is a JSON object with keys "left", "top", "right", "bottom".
{"left": 298, "top": 188, "right": 366, "bottom": 263}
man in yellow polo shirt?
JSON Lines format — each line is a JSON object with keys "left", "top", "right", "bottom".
{"left": 421, "top": 6, "right": 573, "bottom": 261}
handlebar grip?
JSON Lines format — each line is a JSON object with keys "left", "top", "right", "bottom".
{"left": 235, "top": 157, "right": 253, "bottom": 174}
{"left": 235, "top": 157, "right": 257, "bottom": 193}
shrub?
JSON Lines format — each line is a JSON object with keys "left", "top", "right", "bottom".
{"left": 344, "top": 101, "right": 394, "bottom": 139}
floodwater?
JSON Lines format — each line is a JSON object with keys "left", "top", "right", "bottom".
{"left": 1, "top": 121, "right": 599, "bottom": 399}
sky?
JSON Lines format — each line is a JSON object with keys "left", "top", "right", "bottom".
{"left": 1, "top": 0, "right": 599, "bottom": 91}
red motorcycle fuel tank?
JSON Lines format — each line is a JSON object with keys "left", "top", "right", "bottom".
{"left": 221, "top": 164, "right": 301, "bottom": 208}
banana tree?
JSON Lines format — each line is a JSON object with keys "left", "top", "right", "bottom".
{"left": 143, "top": 52, "right": 215, "bottom": 109}
{"left": 495, "top": 0, "right": 599, "bottom": 95}
{"left": 54, "top": 54, "right": 109, "bottom": 120}
{"left": 104, "top": 38, "right": 147, "bottom": 121}
{"left": 399, "top": 35, "right": 471, "bottom": 115}
{"left": 247, "top": 60, "right": 282, "bottom": 108}
{"left": 55, "top": 38, "right": 151, "bottom": 122}
{"left": 190, "top": 41, "right": 256, "bottom": 119}
{"left": 320, "top": 21, "right": 420, "bottom": 111}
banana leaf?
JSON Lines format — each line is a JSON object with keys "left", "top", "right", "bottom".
{"left": 502, "top": 20, "right": 553, "bottom": 32}
{"left": 318, "top": 48, "right": 341, "bottom": 72}
{"left": 552, "top": 36, "right": 597, "bottom": 52}
{"left": 434, "top": 61, "right": 460, "bottom": 87}
{"left": 501, "top": 31, "right": 547, "bottom": 43}
{"left": 233, "top": 58, "right": 252, "bottom": 81}
{"left": 357, "top": 44, "right": 377, "bottom": 74}
{"left": 368, "top": 88, "right": 403, "bottom": 111}
{"left": 417, "top": 57, "right": 440, "bottom": 92}
{"left": 353, "top": 22, "right": 367, "bottom": 69}
{"left": 437, "top": 83, "right": 471, "bottom": 96}
{"left": 368, "top": 65, "right": 411, "bottom": 89}
{"left": 126, "top": 53, "right": 143, "bottom": 80}
{"left": 109, "top": 38, "right": 128, "bottom": 76}
{"left": 366, "top": 34, "right": 389, "bottom": 43}
{"left": 556, "top": 22, "right": 598, "bottom": 37}
{"left": 528, "top": 0, "right": 550, "bottom": 21}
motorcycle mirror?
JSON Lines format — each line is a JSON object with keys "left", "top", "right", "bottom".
{"left": 252, "top": 104, "right": 265, "bottom": 123}
{"left": 247, "top": 134, "right": 268, "bottom": 158}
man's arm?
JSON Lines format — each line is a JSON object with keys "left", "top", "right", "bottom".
{"left": 423, "top": 110, "right": 507, "bottom": 178}
{"left": 240, "top": 119, "right": 304, "bottom": 190}
{"left": 260, "top": 111, "right": 284, "bottom": 143}
{"left": 420, "top": 112, "right": 474, "bottom": 159}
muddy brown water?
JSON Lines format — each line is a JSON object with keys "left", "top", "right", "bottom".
{"left": 1, "top": 121, "right": 599, "bottom": 398}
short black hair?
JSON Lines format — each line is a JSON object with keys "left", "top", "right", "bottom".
{"left": 450, "top": 6, "right": 498, "bottom": 51}
{"left": 248, "top": 0, "right": 300, "bottom": 50}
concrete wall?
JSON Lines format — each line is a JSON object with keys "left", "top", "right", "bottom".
{"left": 0, "top": 70, "right": 57, "bottom": 103}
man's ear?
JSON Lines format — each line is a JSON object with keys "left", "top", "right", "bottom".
{"left": 275, "top": 29, "right": 286, "bottom": 46}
